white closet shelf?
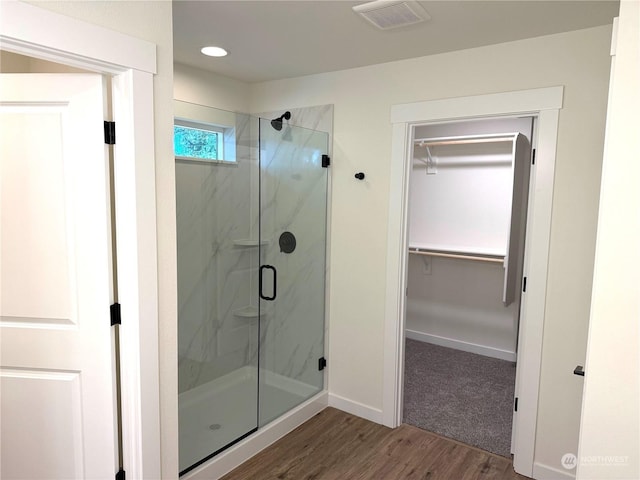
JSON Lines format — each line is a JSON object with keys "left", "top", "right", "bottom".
{"left": 233, "top": 239, "right": 269, "bottom": 247}
{"left": 408, "top": 246, "right": 505, "bottom": 264}
{"left": 233, "top": 306, "right": 259, "bottom": 318}
{"left": 414, "top": 132, "right": 519, "bottom": 147}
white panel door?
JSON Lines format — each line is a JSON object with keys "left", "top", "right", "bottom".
{"left": 0, "top": 74, "right": 116, "bottom": 479}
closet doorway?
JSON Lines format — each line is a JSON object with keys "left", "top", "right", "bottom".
{"left": 384, "top": 86, "right": 563, "bottom": 477}
{"left": 403, "top": 116, "right": 534, "bottom": 458}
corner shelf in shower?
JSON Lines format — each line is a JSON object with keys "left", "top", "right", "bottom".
{"left": 233, "top": 239, "right": 270, "bottom": 247}
{"left": 233, "top": 306, "right": 259, "bottom": 318}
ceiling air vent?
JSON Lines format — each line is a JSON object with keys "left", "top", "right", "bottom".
{"left": 352, "top": 0, "right": 431, "bottom": 30}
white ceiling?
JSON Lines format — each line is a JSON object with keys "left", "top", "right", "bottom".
{"left": 172, "top": 0, "right": 619, "bottom": 83}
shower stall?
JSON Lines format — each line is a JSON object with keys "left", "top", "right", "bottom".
{"left": 174, "top": 102, "right": 330, "bottom": 475}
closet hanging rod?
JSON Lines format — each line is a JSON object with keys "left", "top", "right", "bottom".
{"left": 408, "top": 247, "right": 505, "bottom": 264}
{"left": 414, "top": 132, "right": 518, "bottom": 148}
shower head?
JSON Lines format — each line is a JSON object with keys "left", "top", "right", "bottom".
{"left": 270, "top": 118, "right": 283, "bottom": 131}
{"left": 271, "top": 111, "right": 291, "bottom": 131}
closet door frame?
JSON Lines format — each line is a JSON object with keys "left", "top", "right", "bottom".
{"left": 384, "top": 86, "right": 563, "bottom": 478}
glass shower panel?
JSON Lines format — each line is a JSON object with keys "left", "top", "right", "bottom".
{"left": 258, "top": 118, "right": 329, "bottom": 426}
{"left": 176, "top": 103, "right": 260, "bottom": 474}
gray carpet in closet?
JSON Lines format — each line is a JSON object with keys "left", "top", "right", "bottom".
{"left": 403, "top": 338, "right": 516, "bottom": 458}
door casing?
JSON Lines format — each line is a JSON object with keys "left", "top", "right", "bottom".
{"left": 1, "top": 3, "right": 161, "bottom": 478}
{"left": 384, "top": 87, "right": 563, "bottom": 477}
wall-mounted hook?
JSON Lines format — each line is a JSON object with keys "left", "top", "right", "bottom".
{"left": 355, "top": 172, "right": 365, "bottom": 180}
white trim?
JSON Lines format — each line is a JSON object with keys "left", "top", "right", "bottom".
{"left": 405, "top": 330, "right": 517, "bottom": 362}
{"left": 533, "top": 461, "right": 575, "bottom": 480}
{"left": 610, "top": 17, "right": 618, "bottom": 56}
{"left": 0, "top": 0, "right": 156, "bottom": 75}
{"left": 511, "top": 108, "right": 559, "bottom": 477}
{"left": 383, "top": 121, "right": 411, "bottom": 428}
{"left": 1, "top": 3, "right": 161, "bottom": 478}
{"left": 328, "top": 393, "right": 384, "bottom": 424}
{"left": 112, "top": 69, "right": 161, "bottom": 479}
{"left": 391, "top": 86, "right": 563, "bottom": 124}
{"left": 183, "top": 392, "right": 328, "bottom": 480}
{"left": 385, "top": 87, "right": 563, "bottom": 479}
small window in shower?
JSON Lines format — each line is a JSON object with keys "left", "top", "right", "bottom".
{"left": 174, "top": 119, "right": 232, "bottom": 163}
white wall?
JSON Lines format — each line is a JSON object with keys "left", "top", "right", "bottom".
{"left": 0, "top": 50, "right": 28, "bottom": 70}
{"left": 409, "top": 140, "right": 514, "bottom": 254}
{"left": 174, "top": 62, "right": 250, "bottom": 114}
{"left": 249, "top": 25, "right": 612, "bottom": 472}
{"left": 21, "top": 1, "right": 179, "bottom": 477}
{"left": 0, "top": 50, "right": 88, "bottom": 73}
{"left": 406, "top": 256, "right": 519, "bottom": 360}
{"left": 411, "top": 118, "right": 533, "bottom": 254}
{"left": 577, "top": 3, "right": 640, "bottom": 479}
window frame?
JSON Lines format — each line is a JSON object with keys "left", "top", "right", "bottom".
{"left": 174, "top": 118, "right": 230, "bottom": 163}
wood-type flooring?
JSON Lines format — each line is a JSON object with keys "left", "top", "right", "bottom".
{"left": 221, "top": 407, "right": 530, "bottom": 480}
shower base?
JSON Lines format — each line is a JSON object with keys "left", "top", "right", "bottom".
{"left": 179, "top": 366, "right": 321, "bottom": 474}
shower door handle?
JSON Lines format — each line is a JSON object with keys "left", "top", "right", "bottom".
{"left": 259, "top": 265, "right": 277, "bottom": 301}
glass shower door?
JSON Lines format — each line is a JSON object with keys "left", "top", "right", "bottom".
{"left": 258, "top": 118, "right": 329, "bottom": 425}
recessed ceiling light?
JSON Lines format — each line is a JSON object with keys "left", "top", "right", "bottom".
{"left": 201, "top": 46, "right": 228, "bottom": 57}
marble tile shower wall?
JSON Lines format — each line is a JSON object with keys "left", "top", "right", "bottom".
{"left": 177, "top": 114, "right": 260, "bottom": 393}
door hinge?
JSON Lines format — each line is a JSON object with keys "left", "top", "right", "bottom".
{"left": 104, "top": 121, "right": 116, "bottom": 145}
{"left": 522, "top": 276, "right": 527, "bottom": 293}
{"left": 322, "top": 154, "right": 330, "bottom": 168}
{"left": 110, "top": 303, "right": 122, "bottom": 326}
{"left": 115, "top": 469, "right": 125, "bottom": 480}
{"left": 532, "top": 148, "right": 536, "bottom": 165}
{"left": 514, "top": 397, "right": 518, "bottom": 412}
{"left": 318, "top": 357, "right": 327, "bottom": 371}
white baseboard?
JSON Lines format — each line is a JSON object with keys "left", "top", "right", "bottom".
{"left": 533, "top": 461, "right": 575, "bottom": 480}
{"left": 405, "top": 329, "right": 517, "bottom": 362}
{"left": 328, "top": 393, "right": 383, "bottom": 424}
{"left": 184, "top": 391, "right": 328, "bottom": 480}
